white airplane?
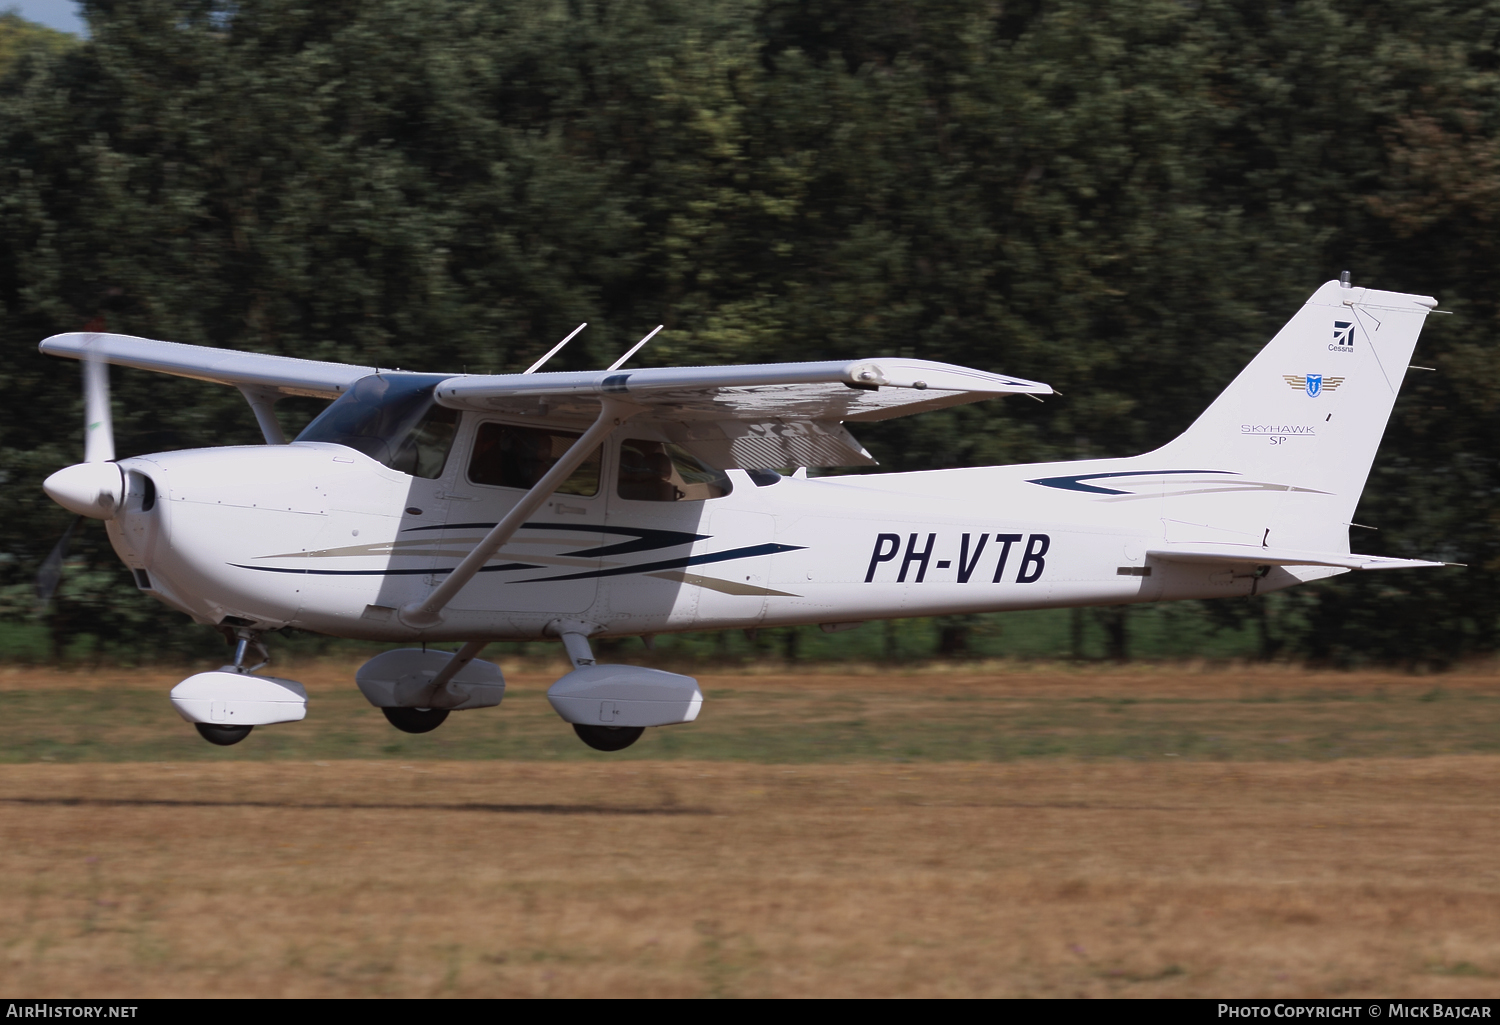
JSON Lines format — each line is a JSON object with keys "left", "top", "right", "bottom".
{"left": 37, "top": 277, "right": 1448, "bottom": 750}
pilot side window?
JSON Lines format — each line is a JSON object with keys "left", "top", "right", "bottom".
{"left": 617, "top": 440, "right": 732, "bottom": 502}
{"left": 468, "top": 422, "right": 601, "bottom": 497}
{"left": 391, "top": 405, "right": 459, "bottom": 479}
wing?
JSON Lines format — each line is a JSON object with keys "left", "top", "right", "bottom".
{"left": 39, "top": 332, "right": 377, "bottom": 399}
{"left": 39, "top": 333, "right": 1052, "bottom": 469}
{"left": 433, "top": 359, "right": 1052, "bottom": 469}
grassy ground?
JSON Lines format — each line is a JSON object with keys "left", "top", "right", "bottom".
{"left": 0, "top": 660, "right": 1497, "bottom": 763}
{"left": 2, "top": 661, "right": 1499, "bottom": 997}
{"left": 3, "top": 757, "right": 1500, "bottom": 997}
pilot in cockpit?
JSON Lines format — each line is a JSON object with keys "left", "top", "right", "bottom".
{"left": 618, "top": 441, "right": 683, "bottom": 502}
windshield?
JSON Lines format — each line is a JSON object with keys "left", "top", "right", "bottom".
{"left": 296, "top": 374, "right": 458, "bottom": 479}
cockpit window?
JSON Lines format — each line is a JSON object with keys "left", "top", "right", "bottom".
{"left": 295, "top": 374, "right": 458, "bottom": 479}
{"left": 617, "top": 440, "right": 732, "bottom": 501}
{"left": 468, "top": 422, "right": 601, "bottom": 496}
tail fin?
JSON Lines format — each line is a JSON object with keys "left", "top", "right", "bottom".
{"left": 1148, "top": 279, "right": 1437, "bottom": 552}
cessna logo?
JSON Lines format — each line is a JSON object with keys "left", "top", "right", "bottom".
{"left": 1284, "top": 374, "right": 1344, "bottom": 398}
{"left": 1331, "top": 320, "right": 1356, "bottom": 351}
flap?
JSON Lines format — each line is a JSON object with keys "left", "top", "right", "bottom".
{"left": 664, "top": 419, "right": 876, "bottom": 469}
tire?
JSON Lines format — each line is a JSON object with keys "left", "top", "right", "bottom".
{"left": 572, "top": 723, "right": 645, "bottom": 752}
{"left": 195, "top": 722, "right": 253, "bottom": 746}
{"left": 382, "top": 706, "right": 450, "bottom": 734}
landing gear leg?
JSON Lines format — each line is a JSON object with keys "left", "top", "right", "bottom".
{"left": 178, "top": 624, "right": 298, "bottom": 744}
{"left": 183, "top": 628, "right": 282, "bottom": 746}
{"left": 551, "top": 626, "right": 652, "bottom": 752}
{"left": 225, "top": 628, "right": 270, "bottom": 674}
{"left": 572, "top": 724, "right": 645, "bottom": 751}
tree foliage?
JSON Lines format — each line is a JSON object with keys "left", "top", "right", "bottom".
{"left": 2, "top": 0, "right": 1499, "bottom": 664}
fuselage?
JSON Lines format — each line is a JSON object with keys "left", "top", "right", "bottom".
{"left": 105, "top": 418, "right": 1340, "bottom": 643}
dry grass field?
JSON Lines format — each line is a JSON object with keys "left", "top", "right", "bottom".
{"left": 1, "top": 662, "right": 1499, "bottom": 997}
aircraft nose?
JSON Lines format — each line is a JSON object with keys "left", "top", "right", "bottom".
{"left": 43, "top": 462, "right": 125, "bottom": 519}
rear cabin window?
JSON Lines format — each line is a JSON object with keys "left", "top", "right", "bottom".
{"left": 617, "top": 440, "right": 732, "bottom": 502}
{"left": 468, "top": 423, "right": 601, "bottom": 497}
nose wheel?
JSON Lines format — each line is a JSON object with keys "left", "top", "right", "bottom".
{"left": 382, "top": 707, "right": 450, "bottom": 734}
{"left": 195, "top": 723, "right": 253, "bottom": 746}
{"left": 573, "top": 723, "right": 644, "bottom": 751}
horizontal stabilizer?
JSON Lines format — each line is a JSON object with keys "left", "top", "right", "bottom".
{"left": 1148, "top": 543, "right": 1446, "bottom": 572}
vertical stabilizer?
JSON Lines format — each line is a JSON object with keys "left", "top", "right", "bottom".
{"left": 1147, "top": 280, "right": 1436, "bottom": 552}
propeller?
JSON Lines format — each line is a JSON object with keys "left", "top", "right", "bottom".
{"left": 37, "top": 337, "right": 121, "bottom": 604}
{"left": 82, "top": 344, "right": 115, "bottom": 463}
{"left": 35, "top": 515, "right": 81, "bottom": 605}
{"left": 42, "top": 339, "right": 124, "bottom": 520}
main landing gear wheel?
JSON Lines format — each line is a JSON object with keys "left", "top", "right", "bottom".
{"left": 195, "top": 723, "right": 253, "bottom": 746}
{"left": 382, "top": 707, "right": 450, "bottom": 734}
{"left": 573, "top": 723, "right": 644, "bottom": 752}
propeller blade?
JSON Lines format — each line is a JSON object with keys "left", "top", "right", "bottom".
{"left": 82, "top": 340, "right": 114, "bottom": 463}
{"left": 35, "top": 515, "right": 82, "bottom": 604}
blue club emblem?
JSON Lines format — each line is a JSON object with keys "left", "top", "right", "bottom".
{"left": 1306, "top": 374, "right": 1323, "bottom": 398}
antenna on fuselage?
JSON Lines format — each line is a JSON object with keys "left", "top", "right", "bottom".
{"left": 523, "top": 323, "right": 587, "bottom": 375}
{"left": 606, "top": 325, "right": 663, "bottom": 372}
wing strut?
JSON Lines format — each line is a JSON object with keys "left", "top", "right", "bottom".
{"left": 399, "top": 399, "right": 636, "bottom": 628}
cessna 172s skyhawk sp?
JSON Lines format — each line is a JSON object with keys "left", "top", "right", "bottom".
{"left": 38, "top": 277, "right": 1446, "bottom": 750}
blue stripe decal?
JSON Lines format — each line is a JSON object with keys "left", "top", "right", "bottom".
{"left": 513, "top": 543, "right": 805, "bottom": 583}
{"left": 1026, "top": 469, "right": 1234, "bottom": 495}
{"left": 230, "top": 562, "right": 540, "bottom": 576}
{"left": 400, "top": 521, "right": 709, "bottom": 558}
